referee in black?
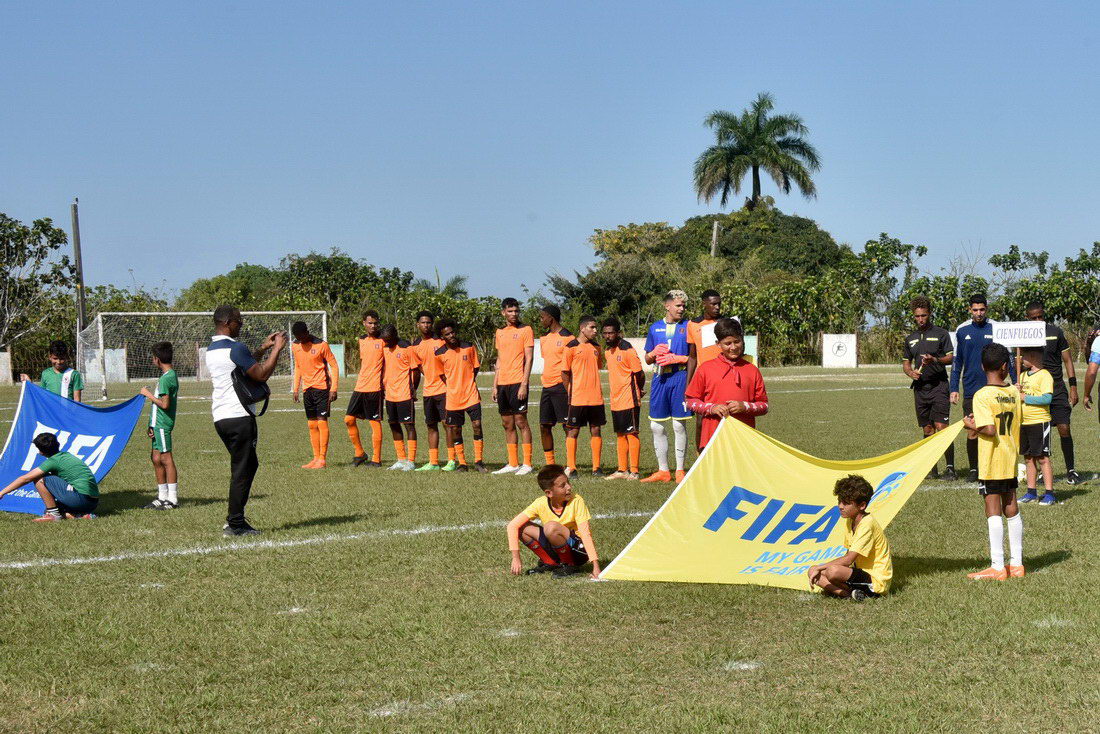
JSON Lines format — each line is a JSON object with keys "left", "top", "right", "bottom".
{"left": 1026, "top": 300, "right": 1083, "bottom": 484}
{"left": 902, "top": 296, "right": 956, "bottom": 480}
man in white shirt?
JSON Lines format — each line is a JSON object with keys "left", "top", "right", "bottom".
{"left": 206, "top": 306, "right": 286, "bottom": 536}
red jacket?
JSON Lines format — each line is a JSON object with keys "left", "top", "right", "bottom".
{"left": 684, "top": 356, "right": 768, "bottom": 448}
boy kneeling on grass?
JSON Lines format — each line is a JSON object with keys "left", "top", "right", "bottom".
{"left": 0, "top": 433, "right": 99, "bottom": 521}
{"left": 807, "top": 475, "right": 893, "bottom": 601}
{"left": 507, "top": 464, "right": 600, "bottom": 579}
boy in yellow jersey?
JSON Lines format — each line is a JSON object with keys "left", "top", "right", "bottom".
{"left": 808, "top": 475, "right": 892, "bottom": 601}
{"left": 601, "top": 317, "right": 644, "bottom": 479}
{"left": 506, "top": 464, "right": 601, "bottom": 579}
{"left": 562, "top": 316, "right": 605, "bottom": 476}
{"left": 411, "top": 311, "right": 447, "bottom": 470}
{"left": 492, "top": 297, "right": 535, "bottom": 475}
{"left": 346, "top": 311, "right": 385, "bottom": 467}
{"left": 963, "top": 343, "right": 1025, "bottom": 580}
{"left": 537, "top": 305, "right": 572, "bottom": 466}
{"left": 1017, "top": 345, "right": 1056, "bottom": 505}
{"left": 381, "top": 325, "right": 420, "bottom": 471}
{"left": 434, "top": 319, "right": 489, "bottom": 473}
{"left": 291, "top": 322, "right": 340, "bottom": 469}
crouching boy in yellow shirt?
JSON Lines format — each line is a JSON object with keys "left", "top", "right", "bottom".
{"left": 507, "top": 464, "right": 601, "bottom": 579}
{"left": 807, "top": 474, "right": 893, "bottom": 601}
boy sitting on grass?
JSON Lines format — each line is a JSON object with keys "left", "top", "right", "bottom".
{"left": 807, "top": 475, "right": 892, "bottom": 601}
{"left": 0, "top": 433, "right": 99, "bottom": 521}
{"left": 506, "top": 464, "right": 600, "bottom": 579}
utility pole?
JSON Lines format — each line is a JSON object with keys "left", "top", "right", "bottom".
{"left": 710, "top": 219, "right": 720, "bottom": 257}
{"left": 71, "top": 198, "right": 87, "bottom": 332}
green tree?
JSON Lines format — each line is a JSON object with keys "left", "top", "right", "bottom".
{"left": 0, "top": 213, "right": 76, "bottom": 350}
{"left": 693, "top": 92, "right": 821, "bottom": 211}
{"left": 412, "top": 271, "right": 470, "bottom": 299}
{"left": 175, "top": 263, "right": 281, "bottom": 311}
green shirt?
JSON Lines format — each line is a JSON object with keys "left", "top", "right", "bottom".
{"left": 39, "top": 367, "right": 84, "bottom": 399}
{"left": 38, "top": 451, "right": 99, "bottom": 498}
{"left": 149, "top": 369, "right": 179, "bottom": 430}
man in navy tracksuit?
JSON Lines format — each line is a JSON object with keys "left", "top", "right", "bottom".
{"left": 950, "top": 293, "right": 1016, "bottom": 483}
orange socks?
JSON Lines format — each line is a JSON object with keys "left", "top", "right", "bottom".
{"left": 407, "top": 439, "right": 417, "bottom": 464}
{"left": 345, "top": 416, "right": 364, "bottom": 457}
{"left": 566, "top": 436, "right": 578, "bottom": 470}
{"left": 447, "top": 445, "right": 456, "bottom": 463}
{"left": 456, "top": 443, "right": 468, "bottom": 466}
{"left": 543, "top": 449, "right": 556, "bottom": 466}
{"left": 369, "top": 420, "right": 383, "bottom": 462}
{"left": 429, "top": 447, "right": 439, "bottom": 465}
{"left": 590, "top": 436, "right": 602, "bottom": 471}
{"left": 616, "top": 436, "right": 628, "bottom": 472}
{"left": 474, "top": 439, "right": 484, "bottom": 463}
{"left": 627, "top": 433, "right": 640, "bottom": 473}
{"left": 522, "top": 443, "right": 533, "bottom": 467}
{"left": 317, "top": 420, "right": 329, "bottom": 460}
{"left": 308, "top": 420, "right": 321, "bottom": 460}
{"left": 507, "top": 443, "right": 519, "bottom": 468}
{"left": 393, "top": 439, "right": 407, "bottom": 461}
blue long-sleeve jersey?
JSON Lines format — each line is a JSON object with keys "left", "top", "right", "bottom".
{"left": 950, "top": 320, "right": 1016, "bottom": 397}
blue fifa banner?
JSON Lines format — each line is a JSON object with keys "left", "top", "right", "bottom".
{"left": 0, "top": 382, "right": 144, "bottom": 515}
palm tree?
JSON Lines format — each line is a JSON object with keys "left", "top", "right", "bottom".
{"left": 412, "top": 269, "right": 469, "bottom": 299}
{"left": 693, "top": 92, "right": 821, "bottom": 211}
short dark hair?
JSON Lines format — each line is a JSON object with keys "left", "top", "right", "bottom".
{"left": 501, "top": 297, "right": 521, "bottom": 309}
{"left": 981, "top": 342, "right": 1010, "bottom": 371}
{"left": 362, "top": 310, "right": 380, "bottom": 321}
{"left": 714, "top": 317, "right": 743, "bottom": 341}
{"left": 537, "top": 464, "right": 568, "bottom": 490}
{"left": 152, "top": 341, "right": 173, "bottom": 364}
{"left": 48, "top": 340, "right": 70, "bottom": 360}
{"left": 601, "top": 316, "right": 622, "bottom": 331}
{"left": 834, "top": 474, "right": 873, "bottom": 506}
{"left": 33, "top": 432, "right": 60, "bottom": 457}
{"left": 540, "top": 304, "right": 561, "bottom": 322}
{"left": 379, "top": 324, "right": 398, "bottom": 341}
{"left": 213, "top": 305, "right": 240, "bottom": 324}
{"left": 437, "top": 318, "right": 458, "bottom": 334}
{"left": 1021, "top": 345, "right": 1044, "bottom": 361}
{"left": 415, "top": 310, "right": 435, "bottom": 321}
{"left": 700, "top": 289, "right": 720, "bottom": 300}
{"left": 969, "top": 293, "right": 987, "bottom": 306}
{"left": 291, "top": 321, "right": 309, "bottom": 338}
{"left": 1025, "top": 300, "right": 1044, "bottom": 313}
{"left": 909, "top": 295, "right": 931, "bottom": 312}
{"left": 578, "top": 315, "right": 597, "bottom": 328}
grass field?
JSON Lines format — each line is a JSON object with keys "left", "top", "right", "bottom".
{"left": 2, "top": 366, "right": 1099, "bottom": 733}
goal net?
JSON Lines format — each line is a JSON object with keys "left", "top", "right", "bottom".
{"left": 77, "top": 311, "right": 328, "bottom": 399}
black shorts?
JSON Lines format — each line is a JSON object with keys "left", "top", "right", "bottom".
{"left": 1050, "top": 381, "right": 1071, "bottom": 425}
{"left": 566, "top": 404, "right": 606, "bottom": 428}
{"left": 847, "top": 567, "right": 880, "bottom": 597}
{"left": 539, "top": 384, "right": 569, "bottom": 425}
{"left": 303, "top": 387, "right": 331, "bottom": 420}
{"left": 346, "top": 391, "right": 382, "bottom": 421}
{"left": 1020, "top": 422, "right": 1051, "bottom": 457}
{"left": 536, "top": 526, "right": 589, "bottom": 565}
{"left": 913, "top": 383, "right": 950, "bottom": 428}
{"left": 612, "top": 406, "right": 641, "bottom": 434}
{"left": 445, "top": 403, "right": 483, "bottom": 427}
{"left": 979, "top": 478, "right": 1018, "bottom": 496}
{"left": 496, "top": 383, "right": 529, "bottom": 415}
{"left": 386, "top": 399, "right": 415, "bottom": 425}
{"left": 423, "top": 393, "right": 446, "bottom": 424}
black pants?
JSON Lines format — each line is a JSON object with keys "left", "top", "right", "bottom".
{"left": 215, "top": 415, "right": 259, "bottom": 528}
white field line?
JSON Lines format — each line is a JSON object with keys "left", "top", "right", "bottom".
{"left": 0, "top": 511, "right": 653, "bottom": 572}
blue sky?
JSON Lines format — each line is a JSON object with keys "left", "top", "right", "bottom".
{"left": 3, "top": 2, "right": 1098, "bottom": 299}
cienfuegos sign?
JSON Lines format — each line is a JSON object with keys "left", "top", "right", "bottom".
{"left": 992, "top": 321, "right": 1046, "bottom": 348}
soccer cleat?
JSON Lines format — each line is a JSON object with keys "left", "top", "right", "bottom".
{"left": 352, "top": 455, "right": 369, "bottom": 467}
{"left": 159, "top": 501, "right": 178, "bottom": 510}
{"left": 1019, "top": 491, "right": 1038, "bottom": 504}
{"left": 850, "top": 589, "right": 870, "bottom": 603}
{"left": 1039, "top": 492, "right": 1056, "bottom": 506}
{"left": 387, "top": 461, "right": 406, "bottom": 471}
{"left": 943, "top": 466, "right": 958, "bottom": 481}
{"left": 1007, "top": 565, "right": 1026, "bottom": 578}
{"left": 144, "top": 499, "right": 166, "bottom": 510}
{"left": 524, "top": 561, "right": 557, "bottom": 575}
{"left": 415, "top": 462, "right": 441, "bottom": 471}
{"left": 967, "top": 567, "right": 1008, "bottom": 581}
{"left": 33, "top": 513, "right": 63, "bottom": 522}
{"left": 514, "top": 465, "right": 534, "bottom": 476}
{"left": 223, "top": 523, "right": 261, "bottom": 537}
{"left": 1065, "top": 470, "right": 1084, "bottom": 485}
{"left": 928, "top": 466, "right": 940, "bottom": 479}
{"left": 456, "top": 464, "right": 470, "bottom": 472}
{"left": 641, "top": 470, "right": 673, "bottom": 483}
{"left": 591, "top": 468, "right": 604, "bottom": 478}
{"left": 72, "top": 513, "right": 97, "bottom": 519}
{"left": 366, "top": 461, "right": 382, "bottom": 468}
{"left": 675, "top": 469, "right": 687, "bottom": 483}
{"left": 441, "top": 460, "right": 458, "bottom": 472}
{"left": 492, "top": 464, "right": 520, "bottom": 475}
{"left": 552, "top": 564, "right": 581, "bottom": 579}
{"left": 403, "top": 460, "right": 417, "bottom": 471}
{"left": 563, "top": 466, "right": 575, "bottom": 477}
{"left": 967, "top": 469, "right": 979, "bottom": 484}
{"left": 474, "top": 461, "right": 489, "bottom": 474}
{"left": 626, "top": 472, "right": 640, "bottom": 480}
{"left": 605, "top": 471, "right": 628, "bottom": 480}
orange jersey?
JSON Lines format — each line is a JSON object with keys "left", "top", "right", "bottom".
{"left": 382, "top": 340, "right": 421, "bottom": 402}
{"left": 412, "top": 336, "right": 446, "bottom": 396}
{"left": 435, "top": 342, "right": 481, "bottom": 411}
{"left": 687, "top": 317, "right": 725, "bottom": 366}
{"left": 494, "top": 324, "right": 534, "bottom": 386}
{"left": 354, "top": 335, "right": 385, "bottom": 393}
{"left": 562, "top": 339, "right": 603, "bottom": 406}
{"left": 539, "top": 328, "right": 573, "bottom": 388}
{"left": 292, "top": 340, "right": 339, "bottom": 392}
{"left": 605, "top": 342, "right": 643, "bottom": 411}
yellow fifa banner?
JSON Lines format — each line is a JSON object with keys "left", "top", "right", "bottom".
{"left": 601, "top": 418, "right": 963, "bottom": 590}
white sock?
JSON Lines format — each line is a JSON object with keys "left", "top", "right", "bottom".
{"left": 167, "top": 483, "right": 178, "bottom": 505}
{"left": 672, "top": 420, "right": 688, "bottom": 471}
{"left": 1006, "top": 513, "right": 1023, "bottom": 566}
{"left": 987, "top": 516, "right": 1005, "bottom": 570}
{"left": 157, "top": 483, "right": 169, "bottom": 502}
{"left": 650, "top": 421, "right": 669, "bottom": 472}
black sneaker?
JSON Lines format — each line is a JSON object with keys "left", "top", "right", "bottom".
{"left": 223, "top": 523, "right": 261, "bottom": 537}
{"left": 851, "top": 589, "right": 870, "bottom": 603}
{"left": 591, "top": 469, "right": 604, "bottom": 478}
{"left": 943, "top": 466, "right": 957, "bottom": 481}
{"left": 928, "top": 466, "right": 940, "bottom": 479}
{"left": 474, "top": 461, "right": 489, "bottom": 473}
{"left": 352, "top": 455, "right": 369, "bottom": 467}
{"left": 1065, "top": 470, "right": 1084, "bottom": 485}
{"left": 161, "top": 501, "right": 179, "bottom": 510}
{"left": 144, "top": 499, "right": 165, "bottom": 510}
{"left": 456, "top": 464, "right": 470, "bottom": 472}
{"left": 524, "top": 562, "right": 556, "bottom": 575}
{"left": 366, "top": 461, "right": 382, "bottom": 468}
{"left": 967, "top": 469, "right": 979, "bottom": 484}
{"left": 552, "top": 564, "right": 581, "bottom": 579}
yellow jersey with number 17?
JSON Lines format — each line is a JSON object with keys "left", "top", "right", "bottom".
{"left": 972, "top": 383, "right": 1022, "bottom": 481}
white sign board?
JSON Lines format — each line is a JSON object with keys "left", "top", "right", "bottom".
{"left": 822, "top": 334, "right": 857, "bottom": 368}
{"left": 992, "top": 321, "right": 1046, "bottom": 348}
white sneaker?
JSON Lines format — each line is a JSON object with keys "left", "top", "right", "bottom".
{"left": 514, "top": 465, "right": 534, "bottom": 476}
{"left": 400, "top": 460, "right": 416, "bottom": 471}
{"left": 387, "top": 461, "right": 405, "bottom": 470}
{"left": 492, "top": 464, "right": 520, "bottom": 475}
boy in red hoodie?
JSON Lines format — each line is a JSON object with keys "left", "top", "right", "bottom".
{"left": 684, "top": 318, "right": 768, "bottom": 449}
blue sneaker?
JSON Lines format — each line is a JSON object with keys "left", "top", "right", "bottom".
{"left": 1039, "top": 493, "right": 1056, "bottom": 506}
{"left": 1019, "top": 491, "right": 1038, "bottom": 504}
